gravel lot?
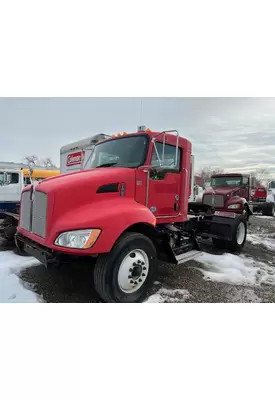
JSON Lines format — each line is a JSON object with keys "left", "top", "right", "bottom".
{"left": 1, "top": 214, "right": 275, "bottom": 302}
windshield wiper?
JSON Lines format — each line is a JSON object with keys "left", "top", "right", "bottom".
{"left": 96, "top": 162, "right": 118, "bottom": 168}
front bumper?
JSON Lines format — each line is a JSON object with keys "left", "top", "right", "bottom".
{"left": 15, "top": 232, "right": 58, "bottom": 266}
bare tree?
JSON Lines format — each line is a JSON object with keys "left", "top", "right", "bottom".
{"left": 197, "top": 166, "right": 224, "bottom": 186}
{"left": 40, "top": 157, "right": 57, "bottom": 169}
{"left": 250, "top": 168, "right": 269, "bottom": 186}
{"left": 24, "top": 155, "right": 39, "bottom": 168}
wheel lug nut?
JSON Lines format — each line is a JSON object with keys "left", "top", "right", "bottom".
{"left": 142, "top": 273, "right": 146, "bottom": 277}
{"left": 143, "top": 267, "right": 146, "bottom": 270}
{"left": 141, "top": 262, "right": 145, "bottom": 266}
{"left": 139, "top": 279, "right": 142, "bottom": 282}
{"left": 130, "top": 280, "right": 134, "bottom": 284}
{"left": 128, "top": 275, "right": 132, "bottom": 279}
{"left": 134, "top": 281, "right": 138, "bottom": 285}
{"left": 129, "top": 268, "right": 133, "bottom": 272}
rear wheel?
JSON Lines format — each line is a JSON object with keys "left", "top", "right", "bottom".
{"left": 265, "top": 202, "right": 275, "bottom": 217}
{"left": 212, "top": 215, "right": 247, "bottom": 253}
{"left": 94, "top": 232, "right": 157, "bottom": 303}
{"left": 226, "top": 215, "right": 247, "bottom": 252}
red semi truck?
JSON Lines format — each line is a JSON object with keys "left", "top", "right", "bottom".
{"left": 15, "top": 127, "right": 248, "bottom": 302}
{"left": 188, "top": 173, "right": 274, "bottom": 218}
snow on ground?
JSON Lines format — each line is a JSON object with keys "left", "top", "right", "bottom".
{"left": 0, "top": 251, "right": 42, "bottom": 303}
{"left": 254, "top": 215, "right": 274, "bottom": 220}
{"left": 192, "top": 252, "right": 275, "bottom": 286}
{"left": 246, "top": 233, "right": 275, "bottom": 251}
{"left": 146, "top": 288, "right": 190, "bottom": 303}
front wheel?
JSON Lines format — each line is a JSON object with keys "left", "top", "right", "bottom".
{"left": 94, "top": 232, "right": 157, "bottom": 303}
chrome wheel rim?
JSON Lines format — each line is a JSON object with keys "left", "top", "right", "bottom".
{"left": 117, "top": 249, "right": 149, "bottom": 294}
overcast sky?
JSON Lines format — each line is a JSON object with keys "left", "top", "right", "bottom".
{"left": 0, "top": 97, "right": 275, "bottom": 175}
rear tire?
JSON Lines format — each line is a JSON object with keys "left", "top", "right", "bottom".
{"left": 212, "top": 215, "right": 247, "bottom": 253}
{"left": 266, "top": 202, "right": 275, "bottom": 217}
{"left": 94, "top": 232, "right": 157, "bottom": 303}
{"left": 226, "top": 215, "right": 247, "bottom": 252}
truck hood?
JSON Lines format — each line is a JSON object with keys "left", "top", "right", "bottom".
{"left": 203, "top": 186, "right": 240, "bottom": 196}
{"left": 36, "top": 167, "right": 134, "bottom": 192}
{"left": 35, "top": 167, "right": 136, "bottom": 217}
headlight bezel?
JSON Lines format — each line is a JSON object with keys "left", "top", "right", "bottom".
{"left": 54, "top": 229, "right": 101, "bottom": 249}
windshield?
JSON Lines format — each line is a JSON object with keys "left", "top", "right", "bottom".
{"left": 90, "top": 135, "right": 149, "bottom": 168}
{"left": 270, "top": 181, "right": 275, "bottom": 189}
{"left": 211, "top": 176, "right": 243, "bottom": 187}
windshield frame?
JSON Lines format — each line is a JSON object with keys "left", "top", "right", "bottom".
{"left": 211, "top": 175, "right": 244, "bottom": 187}
{"left": 90, "top": 134, "right": 150, "bottom": 169}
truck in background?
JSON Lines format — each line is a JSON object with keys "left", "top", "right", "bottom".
{"left": 251, "top": 185, "right": 267, "bottom": 202}
{"left": 60, "top": 133, "right": 110, "bottom": 174}
{"left": 188, "top": 173, "right": 275, "bottom": 218}
{"left": 0, "top": 168, "right": 60, "bottom": 241}
{"left": 16, "top": 126, "right": 248, "bottom": 303}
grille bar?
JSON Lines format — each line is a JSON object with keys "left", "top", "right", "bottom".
{"left": 203, "top": 194, "right": 224, "bottom": 208}
{"left": 19, "top": 189, "right": 48, "bottom": 238}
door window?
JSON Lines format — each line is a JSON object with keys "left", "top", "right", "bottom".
{"left": 151, "top": 142, "right": 181, "bottom": 172}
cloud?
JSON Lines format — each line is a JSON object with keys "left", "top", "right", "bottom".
{"left": 0, "top": 97, "right": 275, "bottom": 177}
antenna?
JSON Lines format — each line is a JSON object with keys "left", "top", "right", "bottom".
{"left": 140, "top": 99, "right": 143, "bottom": 125}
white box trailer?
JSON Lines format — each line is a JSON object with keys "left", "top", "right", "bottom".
{"left": 60, "top": 133, "right": 110, "bottom": 174}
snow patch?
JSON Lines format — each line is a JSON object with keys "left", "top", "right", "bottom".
{"left": 246, "top": 233, "right": 275, "bottom": 251}
{"left": 193, "top": 252, "right": 275, "bottom": 286}
{"left": 145, "top": 288, "right": 190, "bottom": 303}
{"left": 0, "top": 251, "right": 42, "bottom": 303}
{"left": 255, "top": 215, "right": 274, "bottom": 220}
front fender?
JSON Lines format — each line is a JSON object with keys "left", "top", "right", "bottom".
{"left": 47, "top": 198, "right": 156, "bottom": 254}
{"left": 226, "top": 196, "right": 247, "bottom": 209}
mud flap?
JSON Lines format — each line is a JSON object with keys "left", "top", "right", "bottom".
{"left": 196, "top": 213, "right": 242, "bottom": 241}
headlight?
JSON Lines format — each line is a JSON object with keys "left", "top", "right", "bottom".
{"left": 55, "top": 229, "right": 101, "bottom": 249}
{"left": 228, "top": 204, "right": 240, "bottom": 209}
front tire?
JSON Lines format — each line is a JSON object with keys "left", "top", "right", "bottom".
{"left": 93, "top": 232, "right": 157, "bottom": 303}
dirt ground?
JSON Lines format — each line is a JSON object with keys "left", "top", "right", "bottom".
{"left": 2, "top": 214, "right": 271, "bottom": 303}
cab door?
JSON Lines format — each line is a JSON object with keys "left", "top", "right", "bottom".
{"left": 147, "top": 141, "right": 182, "bottom": 218}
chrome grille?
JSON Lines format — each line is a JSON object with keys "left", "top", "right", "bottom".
{"left": 32, "top": 191, "right": 48, "bottom": 238}
{"left": 19, "top": 189, "right": 48, "bottom": 238}
{"left": 20, "top": 190, "right": 32, "bottom": 231}
{"left": 203, "top": 194, "right": 224, "bottom": 207}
